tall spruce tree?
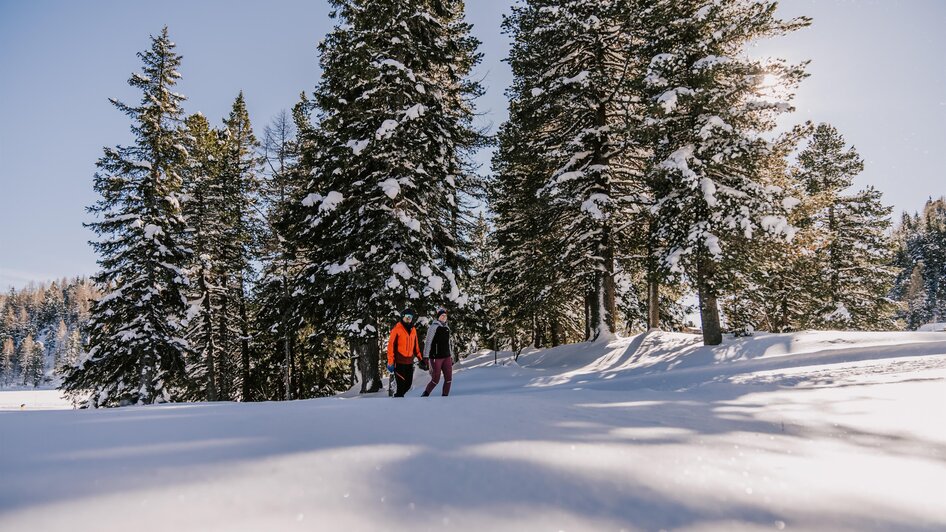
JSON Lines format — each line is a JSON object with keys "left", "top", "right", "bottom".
{"left": 794, "top": 124, "right": 897, "bottom": 329}
{"left": 287, "top": 0, "right": 485, "bottom": 393}
{"left": 643, "top": 1, "right": 809, "bottom": 345}
{"left": 61, "top": 28, "right": 192, "bottom": 407}
{"left": 496, "top": 0, "right": 651, "bottom": 340}
{"left": 181, "top": 112, "right": 227, "bottom": 401}
{"left": 218, "top": 92, "right": 261, "bottom": 400}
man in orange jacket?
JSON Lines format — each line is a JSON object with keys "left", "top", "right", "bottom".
{"left": 387, "top": 308, "right": 426, "bottom": 397}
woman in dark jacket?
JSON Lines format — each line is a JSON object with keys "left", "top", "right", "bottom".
{"left": 422, "top": 307, "right": 453, "bottom": 396}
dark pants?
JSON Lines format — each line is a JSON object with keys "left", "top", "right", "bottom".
{"left": 422, "top": 357, "right": 453, "bottom": 397}
{"left": 394, "top": 363, "right": 414, "bottom": 397}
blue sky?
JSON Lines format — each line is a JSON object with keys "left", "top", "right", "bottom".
{"left": 1, "top": 0, "right": 944, "bottom": 290}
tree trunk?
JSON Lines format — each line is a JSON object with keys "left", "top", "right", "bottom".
{"left": 584, "top": 285, "right": 593, "bottom": 341}
{"left": 357, "top": 328, "right": 382, "bottom": 394}
{"left": 217, "top": 279, "right": 231, "bottom": 400}
{"left": 600, "top": 227, "right": 617, "bottom": 336}
{"left": 550, "top": 319, "right": 562, "bottom": 347}
{"left": 590, "top": 73, "right": 616, "bottom": 339}
{"left": 365, "top": 332, "right": 382, "bottom": 392}
{"left": 697, "top": 257, "right": 723, "bottom": 346}
{"left": 281, "top": 286, "right": 292, "bottom": 401}
{"left": 828, "top": 203, "right": 839, "bottom": 307}
{"left": 647, "top": 232, "right": 661, "bottom": 330}
{"left": 237, "top": 273, "right": 251, "bottom": 402}
{"left": 200, "top": 270, "right": 217, "bottom": 402}
{"left": 647, "top": 276, "right": 660, "bottom": 330}
{"left": 356, "top": 340, "right": 367, "bottom": 394}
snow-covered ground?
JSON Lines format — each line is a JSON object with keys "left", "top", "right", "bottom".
{"left": 2, "top": 330, "right": 945, "bottom": 531}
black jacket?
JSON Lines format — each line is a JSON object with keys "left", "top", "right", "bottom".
{"left": 423, "top": 320, "right": 452, "bottom": 359}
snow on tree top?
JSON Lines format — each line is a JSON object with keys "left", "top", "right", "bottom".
{"left": 782, "top": 196, "right": 801, "bottom": 211}
{"left": 660, "top": 145, "right": 698, "bottom": 181}
{"left": 404, "top": 103, "right": 426, "bottom": 120}
{"left": 143, "top": 224, "right": 164, "bottom": 240}
{"left": 376, "top": 119, "right": 400, "bottom": 140}
{"left": 560, "top": 70, "right": 589, "bottom": 86}
{"left": 397, "top": 212, "right": 421, "bottom": 232}
{"left": 391, "top": 261, "right": 412, "bottom": 279}
{"left": 701, "top": 177, "right": 717, "bottom": 207}
{"left": 656, "top": 87, "right": 694, "bottom": 114}
{"left": 346, "top": 139, "right": 369, "bottom": 155}
{"left": 698, "top": 116, "right": 733, "bottom": 140}
{"left": 692, "top": 55, "right": 730, "bottom": 70}
{"left": 326, "top": 257, "right": 360, "bottom": 275}
{"left": 379, "top": 178, "right": 401, "bottom": 200}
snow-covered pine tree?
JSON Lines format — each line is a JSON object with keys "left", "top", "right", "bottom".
{"left": 820, "top": 186, "right": 896, "bottom": 329}
{"left": 794, "top": 124, "right": 897, "bottom": 330}
{"left": 718, "top": 125, "right": 813, "bottom": 334}
{"left": 893, "top": 198, "right": 946, "bottom": 327}
{"left": 218, "top": 92, "right": 262, "bottom": 400}
{"left": 490, "top": 1, "right": 600, "bottom": 347}
{"left": 0, "top": 337, "right": 13, "bottom": 386}
{"left": 497, "top": 0, "right": 652, "bottom": 340}
{"left": 258, "top": 95, "right": 353, "bottom": 400}
{"left": 489, "top": 113, "right": 585, "bottom": 348}
{"left": 60, "top": 27, "right": 192, "bottom": 407}
{"left": 288, "top": 0, "right": 485, "bottom": 393}
{"left": 51, "top": 319, "right": 69, "bottom": 372}
{"left": 899, "top": 262, "right": 930, "bottom": 330}
{"left": 19, "top": 334, "right": 43, "bottom": 387}
{"left": 643, "top": 1, "right": 809, "bottom": 345}
{"left": 63, "top": 329, "right": 83, "bottom": 375}
{"left": 181, "top": 112, "right": 227, "bottom": 401}
{"left": 921, "top": 200, "right": 946, "bottom": 320}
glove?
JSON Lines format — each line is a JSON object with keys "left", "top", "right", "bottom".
{"left": 418, "top": 359, "right": 429, "bottom": 371}
{"left": 387, "top": 364, "right": 395, "bottom": 373}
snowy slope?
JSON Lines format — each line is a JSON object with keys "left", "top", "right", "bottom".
{"left": 1, "top": 331, "right": 945, "bottom": 531}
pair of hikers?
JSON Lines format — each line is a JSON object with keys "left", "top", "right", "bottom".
{"left": 386, "top": 307, "right": 453, "bottom": 398}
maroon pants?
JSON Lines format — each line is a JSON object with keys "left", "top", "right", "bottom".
{"left": 423, "top": 357, "right": 453, "bottom": 396}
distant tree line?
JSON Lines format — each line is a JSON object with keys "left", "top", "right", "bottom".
{"left": 0, "top": 279, "right": 97, "bottom": 387}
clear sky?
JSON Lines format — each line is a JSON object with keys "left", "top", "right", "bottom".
{"left": 1, "top": 0, "right": 944, "bottom": 290}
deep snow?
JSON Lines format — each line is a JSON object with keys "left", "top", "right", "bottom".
{"left": 1, "top": 330, "right": 945, "bottom": 531}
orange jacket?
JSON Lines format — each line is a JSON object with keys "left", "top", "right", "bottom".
{"left": 387, "top": 322, "right": 422, "bottom": 365}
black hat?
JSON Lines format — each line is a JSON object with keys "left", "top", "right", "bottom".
{"left": 435, "top": 307, "right": 447, "bottom": 319}
{"left": 401, "top": 308, "right": 415, "bottom": 318}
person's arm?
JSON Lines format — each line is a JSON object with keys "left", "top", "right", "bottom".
{"left": 423, "top": 323, "right": 436, "bottom": 360}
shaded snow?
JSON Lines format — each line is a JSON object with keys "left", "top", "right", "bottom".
{"left": 2, "top": 331, "right": 945, "bottom": 531}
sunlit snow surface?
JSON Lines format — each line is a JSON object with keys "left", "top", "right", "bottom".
{"left": 2, "top": 330, "right": 945, "bottom": 531}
